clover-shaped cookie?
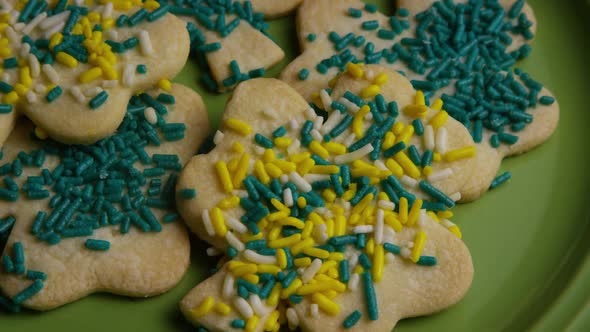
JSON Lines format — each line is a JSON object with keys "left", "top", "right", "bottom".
{"left": 0, "top": 1, "right": 190, "bottom": 146}
{"left": 175, "top": 68, "right": 474, "bottom": 331}
{"left": 164, "top": 0, "right": 299, "bottom": 92}
{"left": 0, "top": 83, "right": 209, "bottom": 310}
{"left": 280, "top": 0, "right": 559, "bottom": 201}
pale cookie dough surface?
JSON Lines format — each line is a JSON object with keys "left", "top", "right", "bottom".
{"left": 249, "top": 0, "right": 303, "bottom": 18}
{"left": 0, "top": 83, "right": 209, "bottom": 310}
{"left": 0, "top": 5, "right": 190, "bottom": 145}
{"left": 175, "top": 74, "right": 475, "bottom": 331}
{"left": 280, "top": 0, "right": 558, "bottom": 202}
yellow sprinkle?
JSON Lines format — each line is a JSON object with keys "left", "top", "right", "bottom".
{"left": 14, "top": 83, "right": 28, "bottom": 97}
{"left": 433, "top": 152, "right": 442, "bottom": 162}
{"left": 382, "top": 131, "right": 395, "bottom": 150}
{"left": 346, "top": 62, "right": 364, "bottom": 78}
{"left": 373, "top": 72, "right": 389, "bottom": 85}
{"left": 301, "top": 220, "right": 314, "bottom": 239}
{"left": 274, "top": 137, "right": 292, "bottom": 148}
{"left": 431, "top": 98, "right": 444, "bottom": 111}
{"left": 423, "top": 165, "right": 433, "bottom": 176}
{"left": 268, "top": 233, "right": 301, "bottom": 249}
{"left": 102, "top": 17, "right": 115, "bottom": 30}
{"left": 232, "top": 141, "right": 244, "bottom": 153}
{"left": 273, "top": 159, "right": 296, "bottom": 173}
{"left": 438, "top": 210, "right": 454, "bottom": 219}
{"left": 298, "top": 280, "right": 345, "bottom": 295}
{"left": 290, "top": 152, "right": 310, "bottom": 163}
{"left": 56, "top": 52, "right": 78, "bottom": 68}
{"left": 280, "top": 278, "right": 302, "bottom": 299}
{"left": 415, "top": 90, "right": 426, "bottom": 106}
{"left": 303, "top": 247, "right": 330, "bottom": 259}
{"left": 210, "top": 207, "right": 227, "bottom": 236}
{"left": 297, "top": 196, "right": 307, "bottom": 208}
{"left": 309, "top": 141, "right": 329, "bottom": 159}
{"left": 246, "top": 315, "right": 259, "bottom": 332}
{"left": 267, "top": 211, "right": 289, "bottom": 223}
{"left": 276, "top": 248, "right": 288, "bottom": 269}
{"left": 351, "top": 193, "right": 374, "bottom": 215}
{"left": 290, "top": 237, "right": 315, "bottom": 255}
{"left": 297, "top": 158, "right": 315, "bottom": 175}
{"left": 448, "top": 225, "right": 462, "bottom": 239}
{"left": 232, "top": 153, "right": 250, "bottom": 187}
{"left": 353, "top": 105, "right": 370, "bottom": 137}
{"left": 227, "top": 260, "right": 246, "bottom": 270}
{"left": 385, "top": 158, "right": 404, "bottom": 177}
{"left": 242, "top": 232, "right": 264, "bottom": 243}
{"left": 351, "top": 165, "right": 380, "bottom": 178}
{"left": 407, "top": 199, "right": 423, "bottom": 226}
{"left": 2, "top": 91, "right": 18, "bottom": 104}
{"left": 19, "top": 67, "right": 32, "bottom": 87}
{"left": 396, "top": 123, "right": 415, "bottom": 145}
{"left": 257, "top": 264, "right": 281, "bottom": 275}
{"left": 365, "top": 237, "right": 375, "bottom": 255}
{"left": 323, "top": 142, "right": 346, "bottom": 155}
{"left": 78, "top": 66, "right": 103, "bottom": 84}
{"left": 264, "top": 311, "right": 280, "bottom": 331}
{"left": 333, "top": 215, "right": 346, "bottom": 236}
{"left": 270, "top": 198, "right": 289, "bottom": 212}
{"left": 318, "top": 260, "right": 338, "bottom": 274}
{"left": 158, "top": 79, "right": 172, "bottom": 91}
{"left": 329, "top": 252, "right": 345, "bottom": 261}
{"left": 218, "top": 196, "right": 240, "bottom": 210}
{"left": 242, "top": 273, "right": 260, "bottom": 285}
{"left": 265, "top": 163, "right": 282, "bottom": 178}
{"left": 312, "top": 293, "right": 340, "bottom": 316}
{"left": 353, "top": 265, "right": 364, "bottom": 274}
{"left": 263, "top": 149, "right": 276, "bottom": 163}
{"left": 34, "top": 127, "right": 48, "bottom": 140}
{"left": 294, "top": 257, "right": 312, "bottom": 267}
{"left": 310, "top": 165, "right": 340, "bottom": 174}
{"left": 322, "top": 189, "right": 337, "bottom": 203}
{"left": 268, "top": 226, "right": 281, "bottom": 241}
{"left": 399, "top": 197, "right": 408, "bottom": 224}
{"left": 279, "top": 217, "right": 305, "bottom": 229}
{"left": 225, "top": 118, "right": 252, "bottom": 136}
{"left": 214, "top": 302, "right": 231, "bottom": 316}
{"left": 373, "top": 245, "right": 385, "bottom": 282}
{"left": 253, "top": 160, "right": 270, "bottom": 184}
{"left": 325, "top": 218, "right": 334, "bottom": 237}
{"left": 232, "top": 264, "right": 258, "bottom": 277}
{"left": 49, "top": 33, "right": 63, "bottom": 50}
{"left": 348, "top": 213, "right": 361, "bottom": 225}
{"left": 444, "top": 146, "right": 476, "bottom": 162}
{"left": 392, "top": 122, "right": 404, "bottom": 135}
{"left": 394, "top": 152, "right": 421, "bottom": 179}
{"left": 385, "top": 213, "right": 403, "bottom": 232}
{"left": 427, "top": 211, "right": 440, "bottom": 222}
{"left": 429, "top": 110, "right": 449, "bottom": 129}
{"left": 215, "top": 161, "right": 233, "bottom": 193}
{"left": 143, "top": 0, "right": 160, "bottom": 10}
{"left": 360, "top": 84, "right": 380, "bottom": 99}
{"left": 190, "top": 296, "right": 215, "bottom": 318}
{"left": 410, "top": 230, "right": 427, "bottom": 263}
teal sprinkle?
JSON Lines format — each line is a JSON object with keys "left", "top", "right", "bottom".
{"left": 254, "top": 133, "right": 274, "bottom": 148}
{"left": 343, "top": 310, "right": 362, "bottom": 329}
{"left": 179, "top": 188, "right": 196, "bottom": 199}
{"left": 377, "top": 29, "right": 395, "bottom": 40}
{"left": 539, "top": 96, "right": 555, "bottom": 105}
{"left": 136, "top": 64, "right": 147, "bottom": 74}
{"left": 417, "top": 256, "right": 438, "bottom": 266}
{"left": 307, "top": 33, "right": 316, "bottom": 42}
{"left": 418, "top": 180, "right": 455, "bottom": 208}
{"left": 362, "top": 272, "right": 378, "bottom": 320}
{"left": 0, "top": 104, "right": 13, "bottom": 114}
{"left": 25, "top": 270, "right": 47, "bottom": 281}
{"left": 46, "top": 86, "right": 63, "bottom": 103}
{"left": 89, "top": 91, "right": 109, "bottom": 109}
{"left": 397, "top": 8, "right": 410, "bottom": 17}
{"left": 339, "top": 260, "right": 350, "bottom": 283}
{"left": 412, "top": 119, "right": 424, "bottom": 135}
{"left": 3, "top": 58, "right": 17, "bottom": 69}
{"left": 198, "top": 42, "right": 221, "bottom": 53}
{"left": 489, "top": 171, "right": 512, "bottom": 190}
{"left": 348, "top": 8, "right": 362, "bottom": 18}
{"left": 364, "top": 3, "right": 377, "bottom": 13}
{"left": 231, "top": 319, "right": 246, "bottom": 329}
{"left": 2, "top": 255, "right": 14, "bottom": 273}
{"left": 298, "top": 68, "right": 310, "bottom": 80}
{"left": 0, "top": 81, "right": 13, "bottom": 93}
{"left": 358, "top": 252, "right": 372, "bottom": 269}
{"left": 85, "top": 239, "right": 110, "bottom": 251}
{"left": 12, "top": 279, "right": 43, "bottom": 304}
{"left": 384, "top": 242, "right": 401, "bottom": 254}
{"left": 272, "top": 126, "right": 287, "bottom": 138}
{"left": 362, "top": 20, "right": 379, "bottom": 30}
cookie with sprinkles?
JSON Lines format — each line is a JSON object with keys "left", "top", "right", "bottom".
{"left": 162, "top": 0, "right": 292, "bottom": 92}
{"left": 0, "top": 83, "right": 209, "bottom": 310}
{"left": 175, "top": 69, "right": 475, "bottom": 331}
{"left": 0, "top": 0, "right": 190, "bottom": 146}
{"left": 280, "top": 0, "right": 559, "bottom": 201}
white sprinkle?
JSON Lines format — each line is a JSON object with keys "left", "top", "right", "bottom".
{"left": 102, "top": 80, "right": 119, "bottom": 88}
{"left": 284, "top": 188, "right": 294, "bottom": 207}
{"left": 279, "top": 174, "right": 289, "bottom": 184}
{"left": 106, "top": 29, "right": 118, "bottom": 40}
{"left": 5, "top": 27, "right": 19, "bottom": 43}
{"left": 222, "top": 273, "right": 235, "bottom": 299}
{"left": 85, "top": 86, "right": 103, "bottom": 97}
{"left": 290, "top": 172, "right": 312, "bottom": 192}
{"left": 40, "top": 10, "right": 70, "bottom": 30}
{"left": 400, "top": 247, "right": 411, "bottom": 258}
{"left": 305, "top": 107, "right": 317, "bottom": 120}
{"left": 320, "top": 111, "right": 342, "bottom": 134}
{"left": 122, "top": 64, "right": 135, "bottom": 87}
{"left": 25, "top": 91, "right": 37, "bottom": 104}
{"left": 383, "top": 226, "right": 396, "bottom": 244}
{"left": 286, "top": 308, "right": 300, "bottom": 329}
{"left": 334, "top": 144, "right": 374, "bottom": 164}
{"left": 353, "top": 225, "right": 373, "bottom": 234}
{"left": 69, "top": 86, "right": 86, "bottom": 103}
{"left": 1, "top": 73, "right": 10, "bottom": 83}
{"left": 226, "top": 217, "right": 248, "bottom": 234}
{"left": 233, "top": 189, "right": 249, "bottom": 198}
{"left": 262, "top": 107, "right": 276, "bottom": 118}
{"left": 286, "top": 139, "right": 301, "bottom": 155}
{"left": 21, "top": 12, "right": 46, "bottom": 34}
{"left": 206, "top": 247, "right": 222, "bottom": 256}
{"left": 417, "top": 209, "right": 428, "bottom": 227}
{"left": 20, "top": 43, "right": 31, "bottom": 57}
{"left": 315, "top": 223, "right": 328, "bottom": 243}
{"left": 301, "top": 258, "right": 322, "bottom": 283}
{"left": 319, "top": 89, "right": 332, "bottom": 111}
{"left": 316, "top": 207, "right": 333, "bottom": 219}
{"left": 348, "top": 252, "right": 359, "bottom": 267}
{"left": 310, "top": 129, "right": 322, "bottom": 141}
{"left": 41, "top": 64, "right": 60, "bottom": 84}
{"left": 386, "top": 252, "right": 396, "bottom": 263}
{"left": 43, "top": 22, "right": 65, "bottom": 39}
{"left": 9, "top": 11, "right": 18, "bottom": 25}
{"left": 348, "top": 273, "right": 360, "bottom": 291}
{"left": 74, "top": 0, "right": 83, "bottom": 6}
{"left": 254, "top": 146, "right": 265, "bottom": 155}
{"left": 400, "top": 175, "right": 418, "bottom": 188}
{"left": 303, "top": 174, "right": 330, "bottom": 183}
{"left": 225, "top": 231, "right": 245, "bottom": 251}
{"left": 343, "top": 132, "right": 357, "bottom": 147}
{"left": 27, "top": 54, "right": 40, "bottom": 78}
{"left": 441, "top": 219, "right": 456, "bottom": 228}
{"left": 450, "top": 192, "right": 462, "bottom": 202}
{"left": 289, "top": 119, "right": 300, "bottom": 131}
{"left": 34, "top": 84, "right": 46, "bottom": 93}
{"left": 407, "top": 241, "right": 414, "bottom": 248}
{"left": 12, "top": 22, "right": 25, "bottom": 32}
{"left": 424, "top": 125, "right": 435, "bottom": 150}
{"left": 365, "top": 69, "right": 375, "bottom": 81}
{"left": 310, "top": 303, "right": 319, "bottom": 317}
{"left": 249, "top": 294, "right": 268, "bottom": 316}
{"left": 143, "top": 107, "right": 158, "bottom": 124}
{"left": 213, "top": 130, "right": 224, "bottom": 145}
{"left": 374, "top": 209, "right": 384, "bottom": 245}
{"left": 138, "top": 30, "right": 153, "bottom": 55}
{"left": 0, "top": 0, "right": 12, "bottom": 11}
{"left": 365, "top": 112, "right": 373, "bottom": 120}
{"left": 435, "top": 126, "right": 448, "bottom": 153}
{"left": 374, "top": 160, "right": 388, "bottom": 171}
{"left": 201, "top": 209, "right": 215, "bottom": 236}
{"left": 313, "top": 116, "right": 323, "bottom": 130}
{"left": 103, "top": 2, "right": 113, "bottom": 17}
{"left": 234, "top": 297, "right": 254, "bottom": 319}
{"left": 378, "top": 200, "right": 395, "bottom": 210}
{"left": 338, "top": 97, "right": 360, "bottom": 113}
{"left": 427, "top": 168, "right": 454, "bottom": 182}
{"left": 297, "top": 267, "right": 306, "bottom": 275}
{"left": 244, "top": 249, "right": 277, "bottom": 265}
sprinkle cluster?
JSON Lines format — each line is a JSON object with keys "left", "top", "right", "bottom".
{"left": 300, "top": 0, "right": 556, "bottom": 148}
{"left": 188, "top": 67, "right": 473, "bottom": 331}
{"left": 1, "top": 241, "right": 46, "bottom": 312}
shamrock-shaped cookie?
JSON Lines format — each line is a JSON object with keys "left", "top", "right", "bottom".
{"left": 0, "top": 1, "right": 190, "bottom": 146}
{"left": 163, "top": 0, "right": 300, "bottom": 92}
{"left": 0, "top": 83, "right": 209, "bottom": 310}
{"left": 280, "top": 0, "right": 559, "bottom": 201}
{"left": 175, "top": 67, "right": 474, "bottom": 331}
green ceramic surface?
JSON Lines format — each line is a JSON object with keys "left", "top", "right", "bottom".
{"left": 2, "top": 0, "right": 589, "bottom": 331}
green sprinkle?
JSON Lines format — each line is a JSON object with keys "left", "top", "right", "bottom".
{"left": 298, "top": 68, "right": 310, "bottom": 80}
{"left": 307, "top": 33, "right": 316, "bottom": 42}
{"left": 0, "top": 104, "right": 13, "bottom": 114}
{"left": 361, "top": 20, "right": 379, "bottom": 30}
{"left": 2, "top": 255, "right": 14, "bottom": 273}
{"left": 85, "top": 239, "right": 110, "bottom": 251}
{"left": 136, "top": 64, "right": 147, "bottom": 74}
{"left": 12, "top": 279, "right": 43, "bottom": 304}
{"left": 231, "top": 319, "right": 246, "bottom": 329}
{"left": 377, "top": 29, "right": 395, "bottom": 40}
{"left": 364, "top": 3, "right": 377, "bottom": 13}
{"left": 397, "top": 8, "right": 409, "bottom": 17}
{"left": 490, "top": 171, "right": 512, "bottom": 190}
{"left": 3, "top": 58, "right": 17, "bottom": 69}
{"left": 254, "top": 133, "right": 274, "bottom": 148}
{"left": 348, "top": 8, "right": 362, "bottom": 18}
{"left": 46, "top": 86, "right": 63, "bottom": 103}
{"left": 539, "top": 96, "right": 555, "bottom": 105}
{"left": 89, "top": 91, "right": 109, "bottom": 109}
{"left": 343, "top": 310, "right": 362, "bottom": 329}
{"left": 417, "top": 256, "right": 438, "bottom": 266}
{"left": 383, "top": 242, "right": 401, "bottom": 254}
{"left": 180, "top": 188, "right": 197, "bottom": 199}
{"left": 26, "top": 270, "right": 47, "bottom": 281}
{"left": 362, "top": 272, "right": 378, "bottom": 320}
{"left": 419, "top": 180, "right": 455, "bottom": 208}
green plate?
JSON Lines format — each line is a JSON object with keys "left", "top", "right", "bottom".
{"left": 2, "top": 0, "right": 589, "bottom": 331}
